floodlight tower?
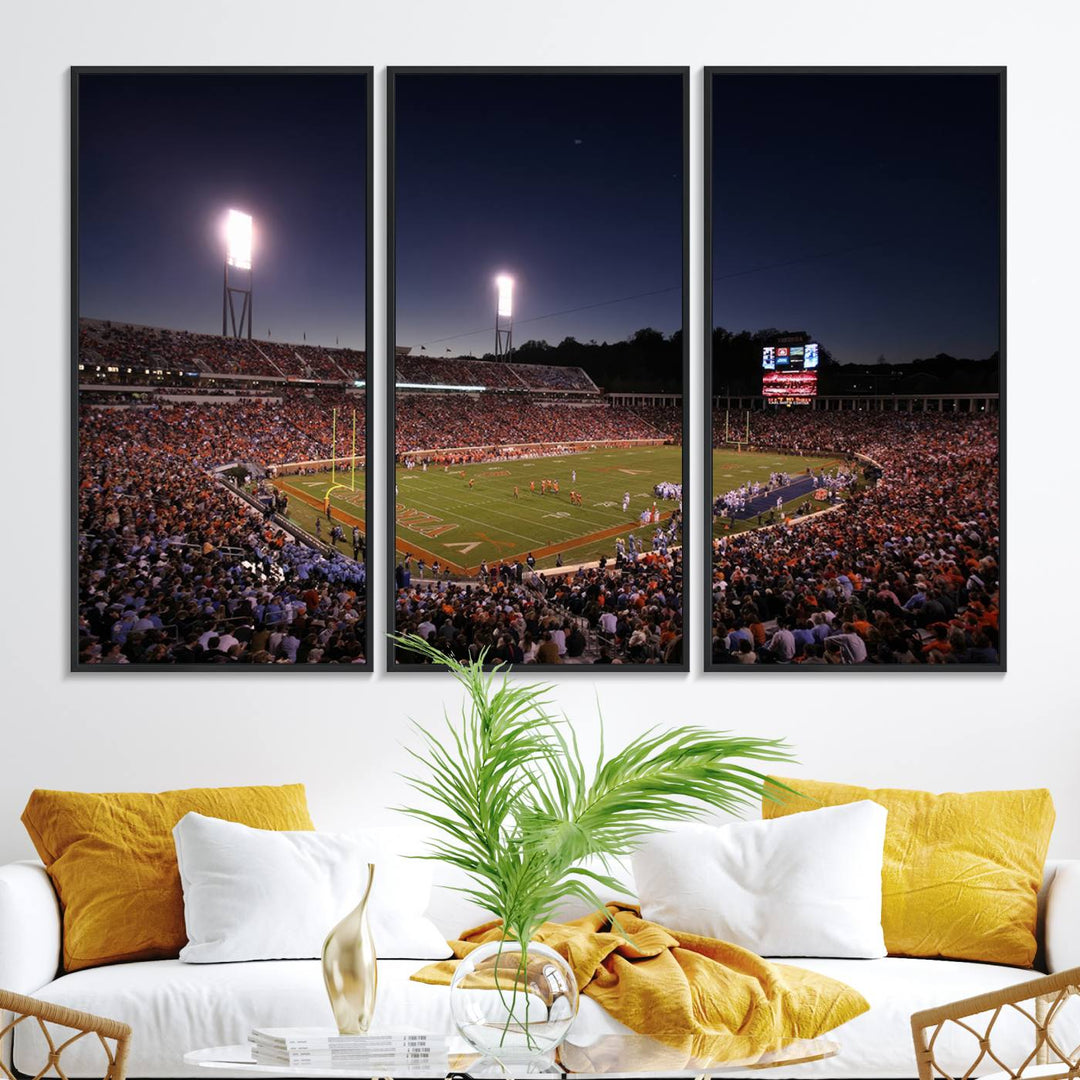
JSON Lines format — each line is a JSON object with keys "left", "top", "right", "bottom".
{"left": 222, "top": 209, "right": 253, "bottom": 340}
{"left": 495, "top": 273, "right": 514, "bottom": 360}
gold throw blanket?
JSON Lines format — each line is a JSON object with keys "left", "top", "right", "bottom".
{"left": 412, "top": 904, "right": 869, "bottom": 1067}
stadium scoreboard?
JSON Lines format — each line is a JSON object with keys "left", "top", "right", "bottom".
{"left": 763, "top": 342, "right": 818, "bottom": 405}
{"left": 762, "top": 342, "right": 818, "bottom": 372}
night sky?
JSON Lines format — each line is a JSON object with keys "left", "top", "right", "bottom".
{"left": 712, "top": 72, "right": 1000, "bottom": 365}
{"left": 393, "top": 72, "right": 684, "bottom": 355}
{"left": 78, "top": 71, "right": 367, "bottom": 348}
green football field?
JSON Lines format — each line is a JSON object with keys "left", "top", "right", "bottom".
{"left": 712, "top": 448, "right": 845, "bottom": 539}
{"left": 392, "top": 446, "right": 684, "bottom": 573}
{"left": 267, "top": 446, "right": 850, "bottom": 572}
{"left": 268, "top": 468, "right": 367, "bottom": 558}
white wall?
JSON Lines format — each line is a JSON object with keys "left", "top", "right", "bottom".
{"left": 1, "top": 0, "right": 1077, "bottom": 866}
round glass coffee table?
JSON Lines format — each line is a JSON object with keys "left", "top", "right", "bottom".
{"left": 186, "top": 1032, "right": 838, "bottom": 1078}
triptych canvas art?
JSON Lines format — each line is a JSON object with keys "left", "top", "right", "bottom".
{"left": 72, "top": 67, "right": 1002, "bottom": 672}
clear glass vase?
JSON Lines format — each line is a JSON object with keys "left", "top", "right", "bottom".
{"left": 449, "top": 939, "right": 579, "bottom": 1071}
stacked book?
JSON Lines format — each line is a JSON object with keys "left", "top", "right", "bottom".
{"left": 249, "top": 1028, "right": 450, "bottom": 1072}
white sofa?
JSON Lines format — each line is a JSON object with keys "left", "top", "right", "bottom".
{"left": 2, "top": 843, "right": 1078, "bottom": 1080}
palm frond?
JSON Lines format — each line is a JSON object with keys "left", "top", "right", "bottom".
{"left": 393, "top": 638, "right": 794, "bottom": 942}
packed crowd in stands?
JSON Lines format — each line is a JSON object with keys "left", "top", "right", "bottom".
{"left": 395, "top": 394, "right": 664, "bottom": 455}
{"left": 77, "top": 406, "right": 366, "bottom": 665}
{"left": 401, "top": 444, "right": 606, "bottom": 468}
{"left": 710, "top": 409, "right": 1000, "bottom": 665}
{"left": 501, "top": 361, "right": 598, "bottom": 392}
{"left": 625, "top": 403, "right": 682, "bottom": 440}
{"left": 80, "top": 321, "right": 609, "bottom": 392}
{"left": 395, "top": 545, "right": 683, "bottom": 666}
{"left": 395, "top": 353, "right": 599, "bottom": 393}
{"left": 80, "top": 320, "right": 366, "bottom": 381}
{"left": 138, "top": 388, "right": 366, "bottom": 465}
{"left": 396, "top": 354, "right": 514, "bottom": 388}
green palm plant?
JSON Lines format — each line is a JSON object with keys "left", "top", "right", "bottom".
{"left": 394, "top": 634, "right": 795, "bottom": 947}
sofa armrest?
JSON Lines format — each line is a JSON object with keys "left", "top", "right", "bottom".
{"left": 1045, "top": 859, "right": 1080, "bottom": 973}
{"left": 0, "top": 861, "right": 61, "bottom": 994}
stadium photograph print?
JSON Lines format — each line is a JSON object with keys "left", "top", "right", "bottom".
{"left": 704, "top": 68, "right": 1004, "bottom": 671}
{"left": 72, "top": 68, "right": 373, "bottom": 670}
{"left": 387, "top": 67, "right": 689, "bottom": 671}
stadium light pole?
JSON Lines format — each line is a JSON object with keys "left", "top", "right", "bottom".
{"left": 495, "top": 273, "right": 513, "bottom": 361}
{"left": 223, "top": 209, "right": 253, "bottom": 341}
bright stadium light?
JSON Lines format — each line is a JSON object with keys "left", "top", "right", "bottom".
{"left": 226, "top": 209, "right": 253, "bottom": 270}
{"left": 222, "top": 209, "right": 253, "bottom": 339}
{"left": 495, "top": 274, "right": 514, "bottom": 318}
{"left": 495, "top": 273, "right": 514, "bottom": 360}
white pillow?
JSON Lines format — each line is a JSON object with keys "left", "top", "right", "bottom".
{"left": 173, "top": 812, "right": 451, "bottom": 963}
{"left": 632, "top": 801, "right": 887, "bottom": 958}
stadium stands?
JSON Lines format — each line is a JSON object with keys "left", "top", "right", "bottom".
{"left": 395, "top": 353, "right": 598, "bottom": 393}
{"left": 140, "top": 389, "right": 365, "bottom": 463}
{"left": 710, "top": 409, "right": 1000, "bottom": 666}
{"left": 395, "top": 548, "right": 683, "bottom": 667}
{"left": 79, "top": 320, "right": 366, "bottom": 381}
{"left": 78, "top": 321, "right": 600, "bottom": 391}
{"left": 626, "top": 403, "right": 682, "bottom": 441}
{"left": 505, "top": 361, "right": 598, "bottom": 392}
{"left": 395, "top": 394, "right": 665, "bottom": 455}
{"left": 77, "top": 405, "right": 367, "bottom": 665}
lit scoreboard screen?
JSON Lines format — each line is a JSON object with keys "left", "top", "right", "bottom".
{"left": 763, "top": 343, "right": 818, "bottom": 404}
{"left": 762, "top": 343, "right": 818, "bottom": 371}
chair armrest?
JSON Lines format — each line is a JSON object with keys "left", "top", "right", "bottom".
{"left": 0, "top": 990, "right": 131, "bottom": 1080}
{"left": 0, "top": 861, "right": 61, "bottom": 994}
{"left": 1046, "top": 859, "right": 1080, "bottom": 973}
{"left": 910, "top": 966, "right": 1080, "bottom": 1080}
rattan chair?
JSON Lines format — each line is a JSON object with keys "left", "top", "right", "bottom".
{"left": 0, "top": 990, "right": 131, "bottom": 1080}
{"left": 911, "top": 966, "right": 1080, "bottom": 1080}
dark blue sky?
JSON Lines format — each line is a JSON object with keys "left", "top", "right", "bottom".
{"left": 78, "top": 71, "right": 367, "bottom": 348}
{"left": 712, "top": 71, "right": 1000, "bottom": 364}
{"left": 394, "top": 72, "right": 684, "bottom": 355}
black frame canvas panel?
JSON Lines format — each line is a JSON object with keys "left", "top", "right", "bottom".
{"left": 704, "top": 67, "right": 1004, "bottom": 671}
{"left": 72, "top": 67, "right": 374, "bottom": 670}
{"left": 387, "top": 67, "right": 690, "bottom": 672}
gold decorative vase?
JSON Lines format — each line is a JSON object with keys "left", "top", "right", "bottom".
{"left": 322, "top": 863, "right": 377, "bottom": 1034}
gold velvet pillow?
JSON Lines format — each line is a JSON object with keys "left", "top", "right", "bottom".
{"left": 22, "top": 784, "right": 314, "bottom": 971}
{"left": 763, "top": 778, "right": 1054, "bottom": 967}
